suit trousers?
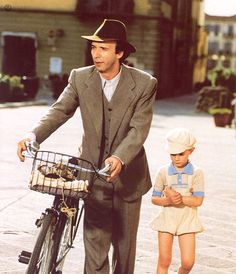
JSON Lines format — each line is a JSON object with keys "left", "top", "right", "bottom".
{"left": 83, "top": 178, "right": 142, "bottom": 274}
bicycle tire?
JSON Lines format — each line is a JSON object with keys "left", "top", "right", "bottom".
{"left": 49, "top": 213, "right": 73, "bottom": 272}
{"left": 49, "top": 198, "right": 81, "bottom": 272}
{"left": 26, "top": 212, "right": 57, "bottom": 274}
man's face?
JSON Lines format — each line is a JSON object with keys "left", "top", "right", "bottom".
{"left": 91, "top": 41, "right": 123, "bottom": 78}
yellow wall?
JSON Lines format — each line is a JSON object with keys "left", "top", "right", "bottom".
{"left": 161, "top": 2, "right": 172, "bottom": 19}
{"left": 0, "top": 0, "right": 163, "bottom": 15}
{"left": 192, "top": 0, "right": 208, "bottom": 84}
{"left": 134, "top": 0, "right": 151, "bottom": 15}
{"left": 192, "top": 0, "right": 205, "bottom": 26}
{"left": 1, "top": 0, "right": 153, "bottom": 13}
{"left": 0, "top": 11, "right": 159, "bottom": 77}
{"left": 0, "top": 0, "right": 76, "bottom": 11}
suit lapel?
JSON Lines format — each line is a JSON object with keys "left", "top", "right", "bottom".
{"left": 82, "top": 70, "right": 103, "bottom": 139}
{"left": 109, "top": 67, "right": 136, "bottom": 145}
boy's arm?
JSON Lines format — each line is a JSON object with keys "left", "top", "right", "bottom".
{"left": 182, "top": 196, "right": 204, "bottom": 207}
{"left": 152, "top": 192, "right": 203, "bottom": 207}
{"left": 151, "top": 196, "right": 171, "bottom": 206}
{"left": 182, "top": 168, "right": 205, "bottom": 207}
{"left": 151, "top": 190, "right": 183, "bottom": 207}
{"left": 152, "top": 168, "right": 183, "bottom": 207}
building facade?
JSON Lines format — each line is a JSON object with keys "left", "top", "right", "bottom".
{"left": 205, "top": 14, "right": 236, "bottom": 71}
{"left": 0, "top": 0, "right": 204, "bottom": 99}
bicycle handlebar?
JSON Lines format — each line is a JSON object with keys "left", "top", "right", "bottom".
{"left": 22, "top": 141, "right": 40, "bottom": 158}
{"left": 23, "top": 141, "right": 111, "bottom": 177}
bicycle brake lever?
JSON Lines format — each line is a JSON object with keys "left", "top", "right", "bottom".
{"left": 98, "top": 164, "right": 111, "bottom": 177}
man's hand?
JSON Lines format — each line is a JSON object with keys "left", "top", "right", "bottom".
{"left": 104, "top": 156, "right": 122, "bottom": 183}
{"left": 17, "top": 138, "right": 31, "bottom": 162}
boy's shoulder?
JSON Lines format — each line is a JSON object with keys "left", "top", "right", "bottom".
{"left": 191, "top": 163, "right": 204, "bottom": 175}
{"left": 156, "top": 164, "right": 169, "bottom": 176}
{"left": 156, "top": 163, "right": 204, "bottom": 176}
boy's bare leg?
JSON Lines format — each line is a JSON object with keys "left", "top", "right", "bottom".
{"left": 178, "top": 233, "right": 196, "bottom": 274}
{"left": 156, "top": 232, "right": 174, "bottom": 274}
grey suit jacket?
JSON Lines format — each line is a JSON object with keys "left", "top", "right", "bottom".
{"left": 32, "top": 64, "right": 157, "bottom": 201}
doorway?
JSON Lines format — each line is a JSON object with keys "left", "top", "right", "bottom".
{"left": 1, "top": 32, "right": 37, "bottom": 76}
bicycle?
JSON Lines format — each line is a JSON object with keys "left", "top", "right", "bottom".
{"left": 18, "top": 141, "right": 110, "bottom": 274}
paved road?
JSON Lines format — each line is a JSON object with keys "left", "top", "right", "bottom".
{"left": 0, "top": 94, "right": 236, "bottom": 274}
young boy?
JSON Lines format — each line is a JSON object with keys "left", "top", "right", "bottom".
{"left": 150, "top": 128, "right": 205, "bottom": 274}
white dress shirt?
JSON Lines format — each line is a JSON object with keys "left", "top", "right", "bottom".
{"left": 100, "top": 68, "right": 121, "bottom": 101}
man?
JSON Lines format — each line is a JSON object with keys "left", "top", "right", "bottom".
{"left": 17, "top": 19, "right": 157, "bottom": 274}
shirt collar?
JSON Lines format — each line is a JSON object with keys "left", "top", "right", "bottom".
{"left": 99, "top": 66, "right": 122, "bottom": 88}
{"left": 168, "top": 161, "right": 193, "bottom": 175}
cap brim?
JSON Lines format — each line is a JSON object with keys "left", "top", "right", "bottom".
{"left": 165, "top": 143, "right": 187, "bottom": 154}
{"left": 81, "top": 35, "right": 136, "bottom": 53}
{"left": 167, "top": 148, "right": 186, "bottom": 154}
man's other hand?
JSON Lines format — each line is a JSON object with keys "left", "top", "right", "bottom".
{"left": 105, "top": 156, "right": 122, "bottom": 182}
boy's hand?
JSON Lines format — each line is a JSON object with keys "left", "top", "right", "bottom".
{"left": 165, "top": 187, "right": 182, "bottom": 205}
{"left": 164, "top": 186, "right": 176, "bottom": 197}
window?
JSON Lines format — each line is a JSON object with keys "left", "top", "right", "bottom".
{"left": 224, "top": 42, "right": 232, "bottom": 55}
{"left": 205, "top": 24, "right": 218, "bottom": 34}
{"left": 214, "top": 25, "right": 220, "bottom": 36}
{"left": 208, "top": 41, "right": 219, "bottom": 54}
{"left": 205, "top": 24, "right": 210, "bottom": 33}
{"left": 76, "top": 0, "right": 134, "bottom": 17}
{"left": 228, "top": 25, "right": 234, "bottom": 36}
{"left": 1, "top": 32, "right": 37, "bottom": 77}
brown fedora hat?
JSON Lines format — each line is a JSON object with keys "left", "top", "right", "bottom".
{"left": 81, "top": 19, "right": 136, "bottom": 53}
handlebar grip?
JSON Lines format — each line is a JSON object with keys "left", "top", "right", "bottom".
{"left": 23, "top": 141, "right": 40, "bottom": 158}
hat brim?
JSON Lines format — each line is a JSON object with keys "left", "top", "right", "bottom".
{"left": 165, "top": 143, "right": 188, "bottom": 155}
{"left": 81, "top": 35, "right": 136, "bottom": 53}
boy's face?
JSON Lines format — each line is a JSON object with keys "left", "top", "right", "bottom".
{"left": 170, "top": 148, "right": 194, "bottom": 169}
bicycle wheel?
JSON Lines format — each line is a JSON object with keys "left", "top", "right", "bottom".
{"left": 50, "top": 198, "right": 81, "bottom": 272}
{"left": 49, "top": 213, "right": 73, "bottom": 272}
{"left": 26, "top": 211, "right": 57, "bottom": 274}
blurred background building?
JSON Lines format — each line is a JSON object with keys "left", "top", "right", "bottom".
{"left": 0, "top": 0, "right": 206, "bottom": 99}
{"left": 205, "top": 14, "right": 236, "bottom": 71}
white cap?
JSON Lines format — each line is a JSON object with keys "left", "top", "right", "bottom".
{"left": 165, "top": 128, "right": 196, "bottom": 154}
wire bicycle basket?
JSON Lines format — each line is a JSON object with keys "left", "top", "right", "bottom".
{"left": 29, "top": 150, "right": 96, "bottom": 199}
